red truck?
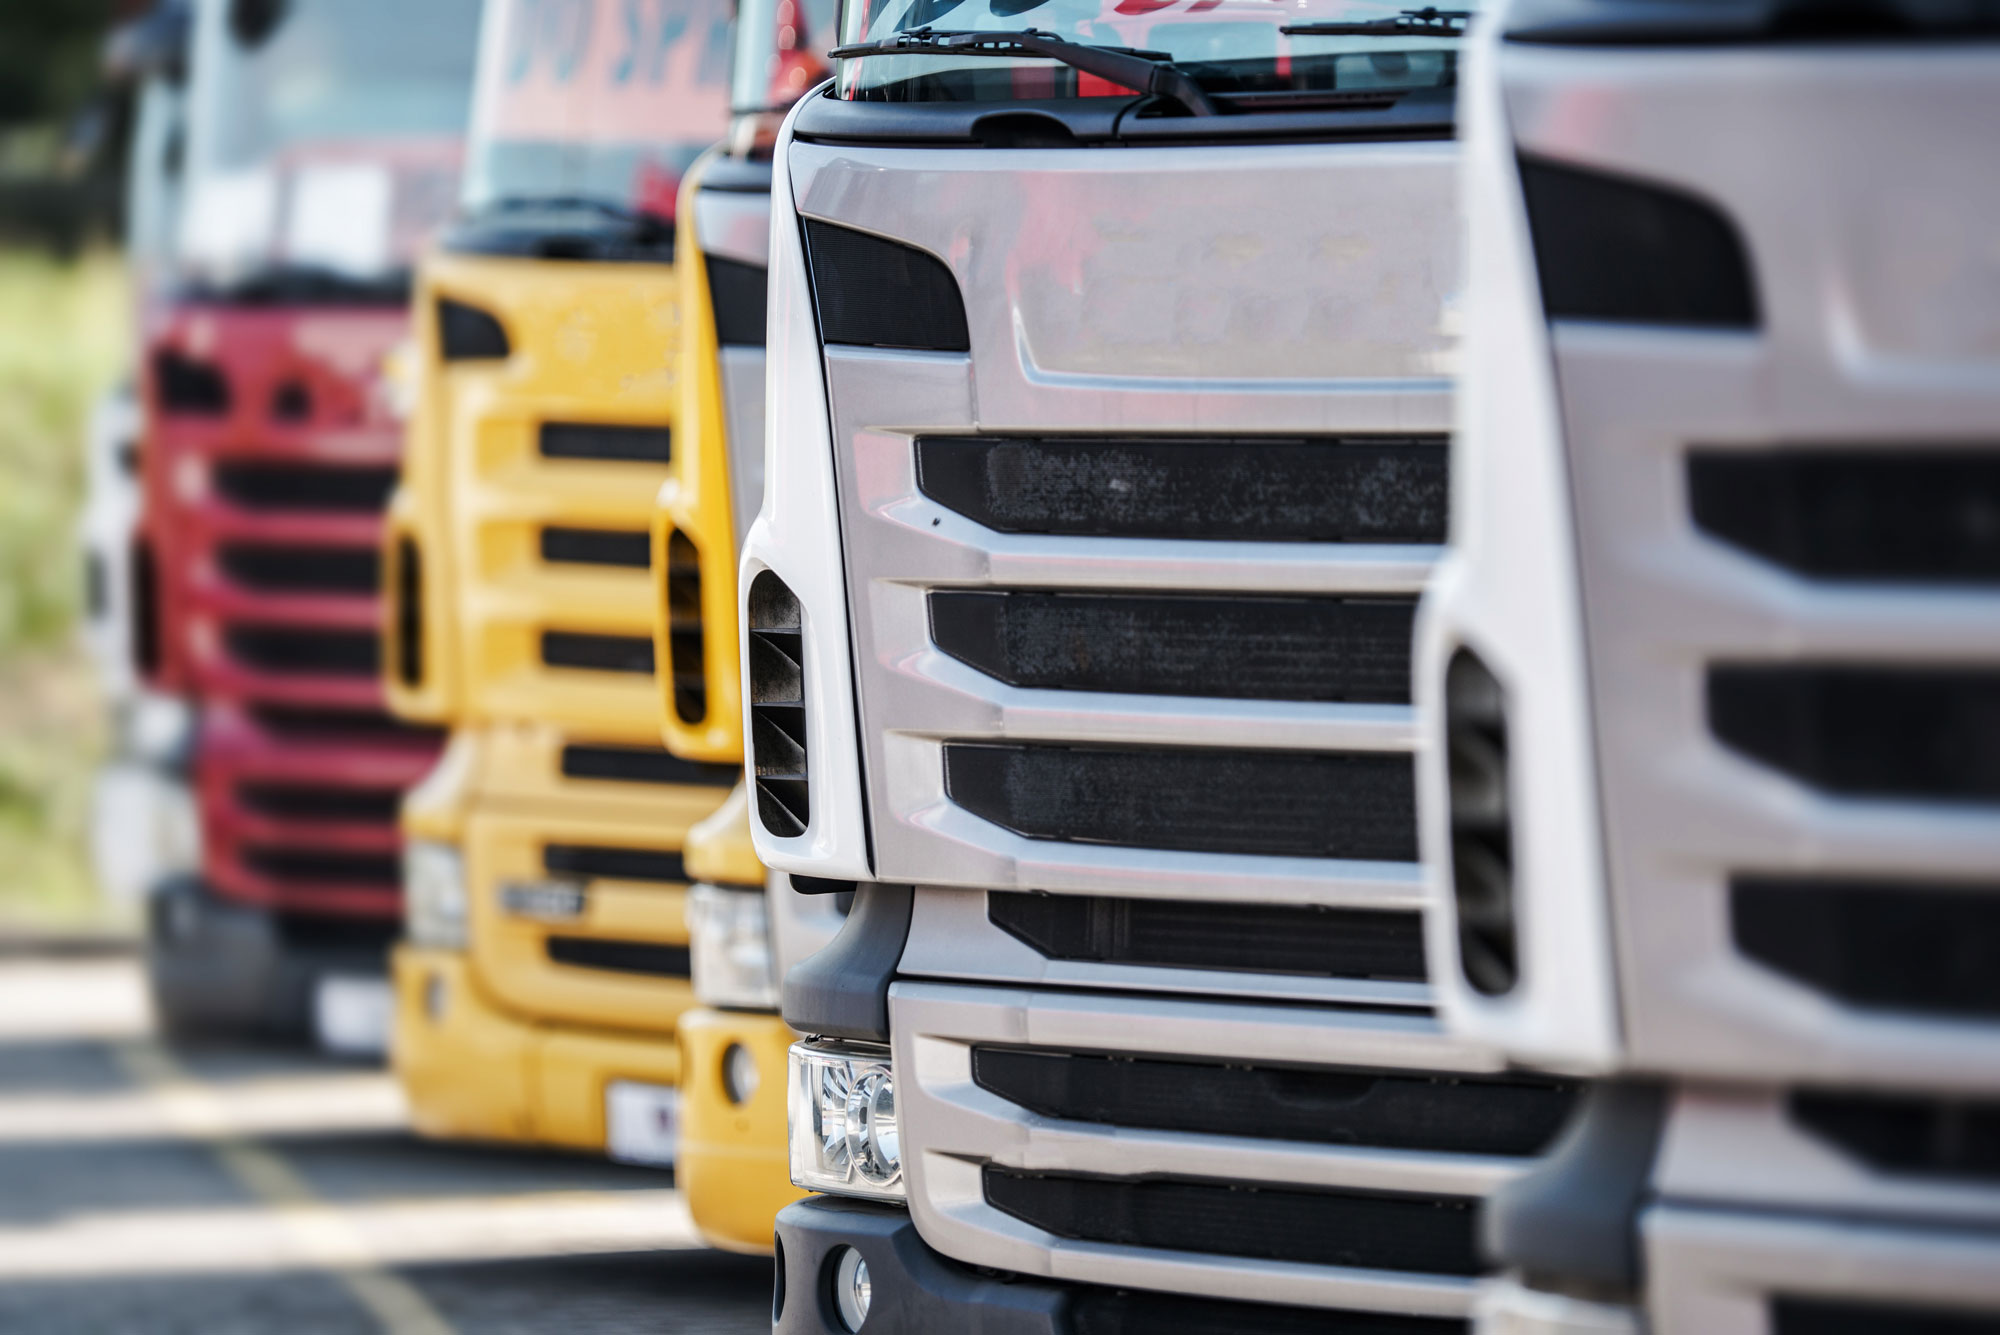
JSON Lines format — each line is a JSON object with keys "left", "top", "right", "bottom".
{"left": 137, "top": 0, "right": 480, "bottom": 1046}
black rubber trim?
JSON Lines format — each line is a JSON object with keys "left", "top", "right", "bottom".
{"left": 973, "top": 1047, "right": 1576, "bottom": 1154}
{"left": 706, "top": 256, "right": 769, "bottom": 347}
{"left": 437, "top": 297, "right": 511, "bottom": 361}
{"left": 803, "top": 218, "right": 970, "bottom": 352}
{"left": 542, "top": 843, "right": 687, "bottom": 885}
{"left": 945, "top": 742, "right": 1418, "bottom": 862}
{"left": 442, "top": 210, "right": 674, "bottom": 265}
{"left": 781, "top": 882, "right": 911, "bottom": 1042}
{"left": 545, "top": 937, "right": 692, "bottom": 978}
{"left": 1482, "top": 1079, "right": 1669, "bottom": 1296}
{"left": 984, "top": 1168, "right": 1481, "bottom": 1274}
{"left": 558, "top": 744, "right": 739, "bottom": 787}
{"left": 697, "top": 156, "right": 775, "bottom": 193}
{"left": 915, "top": 435, "right": 1448, "bottom": 543}
{"left": 1689, "top": 448, "right": 2000, "bottom": 584}
{"left": 987, "top": 892, "right": 1426, "bottom": 981}
{"left": 1732, "top": 876, "right": 2000, "bottom": 1019}
{"left": 929, "top": 590, "right": 1417, "bottom": 704}
{"left": 1520, "top": 154, "right": 1758, "bottom": 329}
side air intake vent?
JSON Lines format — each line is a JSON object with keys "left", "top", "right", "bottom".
{"left": 972, "top": 1048, "right": 1576, "bottom": 1154}
{"left": 945, "top": 743, "right": 1417, "bottom": 862}
{"left": 544, "top": 844, "right": 687, "bottom": 884}
{"left": 538, "top": 421, "right": 672, "bottom": 463}
{"left": 983, "top": 1169, "right": 1480, "bottom": 1275}
{"left": 747, "top": 571, "right": 810, "bottom": 838}
{"left": 930, "top": 590, "right": 1416, "bottom": 703}
{"left": 1445, "top": 649, "right": 1518, "bottom": 996}
{"left": 539, "top": 631, "right": 655, "bottom": 675}
{"left": 1708, "top": 665, "right": 2000, "bottom": 801}
{"left": 153, "top": 349, "right": 230, "bottom": 415}
{"left": 225, "top": 625, "right": 381, "bottom": 676}
{"left": 987, "top": 892, "right": 1426, "bottom": 981}
{"left": 210, "top": 462, "right": 398, "bottom": 513}
{"left": 1732, "top": 876, "right": 2000, "bottom": 1019}
{"left": 664, "top": 529, "right": 707, "bottom": 724}
{"left": 1519, "top": 155, "right": 1758, "bottom": 328}
{"left": 1790, "top": 1089, "right": 2000, "bottom": 1183}
{"left": 560, "top": 745, "right": 738, "bottom": 787}
{"left": 915, "top": 436, "right": 1447, "bottom": 542}
{"left": 394, "top": 537, "right": 422, "bottom": 686}
{"left": 1690, "top": 448, "right": 2000, "bottom": 583}
{"left": 546, "top": 937, "right": 692, "bottom": 978}
{"left": 539, "top": 526, "right": 651, "bottom": 568}
{"left": 216, "top": 543, "right": 379, "bottom": 595}
{"left": 705, "top": 256, "right": 769, "bottom": 347}
{"left": 437, "top": 297, "right": 510, "bottom": 361}
{"left": 803, "top": 219, "right": 970, "bottom": 352}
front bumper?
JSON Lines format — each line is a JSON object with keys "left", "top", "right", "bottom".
{"left": 393, "top": 945, "right": 680, "bottom": 1155}
{"left": 146, "top": 873, "right": 391, "bottom": 1041}
{"left": 677, "top": 1007, "right": 801, "bottom": 1255}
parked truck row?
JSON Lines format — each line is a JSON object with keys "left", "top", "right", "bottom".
{"left": 77, "top": 0, "right": 2000, "bottom": 1329}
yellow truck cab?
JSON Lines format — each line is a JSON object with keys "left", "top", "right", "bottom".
{"left": 384, "top": 0, "right": 735, "bottom": 1162}
{"left": 654, "top": 0, "right": 843, "bottom": 1250}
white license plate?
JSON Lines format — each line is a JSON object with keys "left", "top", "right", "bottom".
{"left": 313, "top": 975, "right": 392, "bottom": 1058}
{"left": 605, "top": 1080, "right": 679, "bottom": 1167}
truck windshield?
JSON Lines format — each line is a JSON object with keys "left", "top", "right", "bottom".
{"left": 733, "top": 0, "right": 840, "bottom": 115}
{"left": 836, "top": 0, "right": 1476, "bottom": 106}
{"left": 178, "top": 0, "right": 481, "bottom": 293}
{"left": 462, "top": 0, "right": 733, "bottom": 226}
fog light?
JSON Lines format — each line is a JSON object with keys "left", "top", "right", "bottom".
{"left": 405, "top": 841, "right": 467, "bottom": 951}
{"left": 788, "top": 1041, "right": 904, "bottom": 1200}
{"left": 831, "top": 1246, "right": 871, "bottom": 1332}
{"left": 723, "top": 1042, "right": 759, "bottom": 1105}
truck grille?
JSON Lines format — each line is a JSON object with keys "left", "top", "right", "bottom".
{"left": 944, "top": 743, "right": 1418, "bottom": 862}
{"left": 538, "top": 421, "right": 671, "bottom": 463}
{"left": 543, "top": 843, "right": 686, "bottom": 884}
{"left": 546, "top": 937, "right": 691, "bottom": 978}
{"left": 539, "top": 526, "right": 650, "bottom": 568}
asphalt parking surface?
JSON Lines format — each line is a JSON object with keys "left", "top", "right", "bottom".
{"left": 0, "top": 953, "right": 771, "bottom": 1334}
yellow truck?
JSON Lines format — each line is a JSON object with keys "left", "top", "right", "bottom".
{"left": 652, "top": 0, "right": 842, "bottom": 1251}
{"left": 383, "top": 0, "right": 735, "bottom": 1164}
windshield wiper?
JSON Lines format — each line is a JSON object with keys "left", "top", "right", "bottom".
{"left": 829, "top": 26, "right": 1218, "bottom": 117}
{"left": 1281, "top": 7, "right": 1471, "bottom": 37}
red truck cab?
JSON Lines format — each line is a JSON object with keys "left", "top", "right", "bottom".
{"left": 138, "top": 0, "right": 480, "bottom": 1045}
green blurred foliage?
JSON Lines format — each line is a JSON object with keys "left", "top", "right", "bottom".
{"left": 0, "top": 247, "right": 127, "bottom": 928}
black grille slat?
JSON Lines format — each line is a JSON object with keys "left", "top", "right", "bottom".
{"left": 543, "top": 843, "right": 687, "bottom": 884}
{"left": 1070, "top": 1292, "right": 1464, "bottom": 1335}
{"left": 1691, "top": 449, "right": 2000, "bottom": 584}
{"left": 929, "top": 591, "right": 1416, "bottom": 704}
{"left": 987, "top": 893, "right": 1426, "bottom": 981}
{"left": 217, "top": 543, "right": 381, "bottom": 595}
{"left": 538, "top": 422, "right": 671, "bottom": 463}
{"left": 546, "top": 936, "right": 692, "bottom": 978}
{"left": 665, "top": 529, "right": 707, "bottom": 724}
{"left": 539, "top": 631, "right": 655, "bottom": 675}
{"left": 394, "top": 537, "right": 422, "bottom": 686}
{"left": 210, "top": 462, "right": 398, "bottom": 513}
{"left": 984, "top": 1169, "right": 1480, "bottom": 1275}
{"left": 236, "top": 783, "right": 401, "bottom": 824}
{"left": 240, "top": 847, "right": 400, "bottom": 887}
{"left": 225, "top": 625, "right": 381, "bottom": 676}
{"left": 747, "top": 572, "right": 810, "bottom": 838}
{"left": 247, "top": 705, "right": 442, "bottom": 746}
{"left": 915, "top": 436, "right": 1448, "bottom": 543}
{"left": 1773, "top": 1299, "right": 2000, "bottom": 1335}
{"left": 1790, "top": 1090, "right": 2000, "bottom": 1183}
{"left": 973, "top": 1048, "right": 1576, "bottom": 1155}
{"left": 559, "top": 745, "right": 738, "bottom": 787}
{"left": 945, "top": 743, "right": 1417, "bottom": 862}
{"left": 539, "top": 526, "right": 651, "bottom": 568}
{"left": 1709, "top": 666, "right": 2000, "bottom": 802}
{"left": 1732, "top": 877, "right": 2000, "bottom": 1019}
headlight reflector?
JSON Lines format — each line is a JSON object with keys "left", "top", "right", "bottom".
{"left": 404, "top": 840, "right": 467, "bottom": 950}
{"left": 688, "top": 882, "right": 777, "bottom": 1009}
{"left": 788, "top": 1040, "right": 903, "bottom": 1200}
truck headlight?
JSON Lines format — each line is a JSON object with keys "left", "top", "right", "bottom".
{"left": 688, "top": 882, "right": 778, "bottom": 1009}
{"left": 789, "top": 1041, "right": 903, "bottom": 1200}
{"left": 404, "top": 841, "right": 467, "bottom": 951}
